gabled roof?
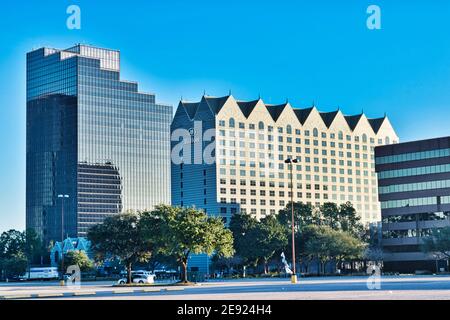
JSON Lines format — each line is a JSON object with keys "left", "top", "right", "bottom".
{"left": 344, "top": 114, "right": 364, "bottom": 131}
{"left": 320, "top": 110, "right": 340, "bottom": 128}
{"left": 203, "top": 95, "right": 230, "bottom": 114}
{"left": 293, "top": 107, "right": 314, "bottom": 125}
{"left": 266, "top": 103, "right": 288, "bottom": 122}
{"left": 173, "top": 94, "right": 393, "bottom": 135}
{"left": 237, "top": 99, "right": 260, "bottom": 118}
{"left": 180, "top": 101, "right": 200, "bottom": 119}
{"left": 368, "top": 117, "right": 386, "bottom": 133}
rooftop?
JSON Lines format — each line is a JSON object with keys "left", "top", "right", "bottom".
{"left": 178, "top": 94, "right": 391, "bottom": 134}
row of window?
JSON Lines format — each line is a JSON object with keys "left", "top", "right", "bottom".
{"left": 381, "top": 196, "right": 450, "bottom": 209}
{"left": 383, "top": 228, "right": 434, "bottom": 239}
{"left": 218, "top": 131, "right": 377, "bottom": 149}
{"left": 219, "top": 196, "right": 378, "bottom": 209}
{"left": 376, "top": 148, "right": 450, "bottom": 165}
{"left": 379, "top": 179, "right": 450, "bottom": 194}
{"left": 219, "top": 130, "right": 376, "bottom": 146}
{"left": 218, "top": 167, "right": 374, "bottom": 181}
{"left": 219, "top": 160, "right": 373, "bottom": 174}
{"left": 218, "top": 150, "right": 372, "bottom": 162}
{"left": 378, "top": 163, "right": 450, "bottom": 179}
{"left": 382, "top": 211, "right": 450, "bottom": 224}
{"left": 219, "top": 185, "right": 375, "bottom": 196}
{"left": 218, "top": 120, "right": 393, "bottom": 145}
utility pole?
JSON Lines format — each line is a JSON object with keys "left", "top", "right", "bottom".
{"left": 284, "top": 158, "right": 298, "bottom": 284}
{"left": 58, "top": 194, "right": 69, "bottom": 286}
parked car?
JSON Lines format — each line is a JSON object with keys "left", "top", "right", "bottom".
{"left": 117, "top": 274, "right": 155, "bottom": 285}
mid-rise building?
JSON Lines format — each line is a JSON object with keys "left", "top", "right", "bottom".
{"left": 171, "top": 94, "right": 398, "bottom": 274}
{"left": 376, "top": 137, "right": 450, "bottom": 273}
{"left": 26, "top": 45, "right": 172, "bottom": 243}
{"left": 172, "top": 94, "right": 398, "bottom": 224}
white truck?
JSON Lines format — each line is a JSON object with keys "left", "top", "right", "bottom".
{"left": 21, "top": 267, "right": 59, "bottom": 281}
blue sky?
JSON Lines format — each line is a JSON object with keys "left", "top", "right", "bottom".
{"left": 1, "top": 0, "right": 450, "bottom": 232}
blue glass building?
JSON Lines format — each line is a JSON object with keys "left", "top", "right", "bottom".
{"left": 26, "top": 45, "right": 172, "bottom": 243}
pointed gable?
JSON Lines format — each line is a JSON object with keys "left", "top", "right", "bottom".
{"left": 237, "top": 99, "right": 260, "bottom": 118}
{"left": 204, "top": 95, "right": 230, "bottom": 114}
{"left": 293, "top": 107, "right": 314, "bottom": 125}
{"left": 368, "top": 117, "right": 386, "bottom": 134}
{"left": 350, "top": 113, "right": 375, "bottom": 136}
{"left": 374, "top": 116, "right": 399, "bottom": 142}
{"left": 326, "top": 110, "right": 352, "bottom": 132}
{"left": 273, "top": 103, "right": 301, "bottom": 128}
{"left": 182, "top": 102, "right": 200, "bottom": 119}
{"left": 266, "top": 103, "right": 288, "bottom": 122}
{"left": 345, "top": 114, "right": 364, "bottom": 131}
{"left": 246, "top": 99, "right": 274, "bottom": 124}
{"left": 216, "top": 95, "right": 247, "bottom": 122}
{"left": 320, "top": 110, "right": 340, "bottom": 128}
{"left": 300, "top": 106, "right": 327, "bottom": 130}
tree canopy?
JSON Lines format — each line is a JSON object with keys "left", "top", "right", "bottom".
{"left": 63, "top": 250, "right": 94, "bottom": 272}
{"left": 88, "top": 212, "right": 154, "bottom": 283}
{"left": 145, "top": 205, "right": 234, "bottom": 283}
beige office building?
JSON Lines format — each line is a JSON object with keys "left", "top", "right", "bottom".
{"left": 171, "top": 94, "right": 399, "bottom": 225}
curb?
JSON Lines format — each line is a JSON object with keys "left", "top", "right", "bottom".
{"left": 0, "top": 287, "right": 186, "bottom": 300}
{"left": 0, "top": 294, "right": 32, "bottom": 300}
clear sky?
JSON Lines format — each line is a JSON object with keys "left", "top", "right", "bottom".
{"left": 1, "top": 0, "right": 450, "bottom": 232}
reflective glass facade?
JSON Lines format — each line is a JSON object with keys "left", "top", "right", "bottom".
{"left": 375, "top": 137, "right": 450, "bottom": 273}
{"left": 26, "top": 45, "right": 172, "bottom": 243}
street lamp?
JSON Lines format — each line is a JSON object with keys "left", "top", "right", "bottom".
{"left": 284, "top": 158, "right": 298, "bottom": 284}
{"left": 58, "top": 194, "right": 69, "bottom": 286}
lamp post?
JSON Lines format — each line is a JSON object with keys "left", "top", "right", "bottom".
{"left": 284, "top": 158, "right": 298, "bottom": 284}
{"left": 58, "top": 194, "right": 69, "bottom": 286}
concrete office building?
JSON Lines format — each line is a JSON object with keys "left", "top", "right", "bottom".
{"left": 171, "top": 94, "right": 398, "bottom": 273}
{"left": 26, "top": 45, "right": 172, "bottom": 243}
{"left": 376, "top": 137, "right": 450, "bottom": 273}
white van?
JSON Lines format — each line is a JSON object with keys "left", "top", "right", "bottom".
{"left": 22, "top": 267, "right": 59, "bottom": 281}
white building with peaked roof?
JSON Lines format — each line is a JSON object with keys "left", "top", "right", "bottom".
{"left": 171, "top": 94, "right": 399, "bottom": 227}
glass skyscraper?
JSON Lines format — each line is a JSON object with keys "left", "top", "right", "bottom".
{"left": 26, "top": 45, "right": 172, "bottom": 243}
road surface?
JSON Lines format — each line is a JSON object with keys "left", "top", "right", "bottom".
{"left": 1, "top": 276, "right": 450, "bottom": 300}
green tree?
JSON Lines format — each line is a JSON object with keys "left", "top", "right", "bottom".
{"left": 277, "top": 202, "right": 318, "bottom": 229}
{"left": 338, "top": 202, "right": 365, "bottom": 238}
{"left": 0, "top": 230, "right": 25, "bottom": 259}
{"left": 305, "top": 225, "right": 365, "bottom": 274}
{"left": 422, "top": 227, "right": 450, "bottom": 269}
{"left": 88, "top": 212, "right": 154, "bottom": 284}
{"left": 149, "top": 205, "right": 234, "bottom": 283}
{"left": 0, "top": 230, "right": 28, "bottom": 280}
{"left": 320, "top": 203, "right": 340, "bottom": 230}
{"left": 0, "top": 254, "right": 28, "bottom": 279}
{"left": 63, "top": 250, "right": 94, "bottom": 272}
{"left": 229, "top": 213, "right": 260, "bottom": 268}
{"left": 329, "top": 230, "right": 366, "bottom": 271}
{"left": 255, "top": 215, "right": 288, "bottom": 274}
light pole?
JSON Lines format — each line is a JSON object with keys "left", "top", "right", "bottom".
{"left": 284, "top": 158, "right": 298, "bottom": 284}
{"left": 58, "top": 194, "right": 69, "bottom": 286}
